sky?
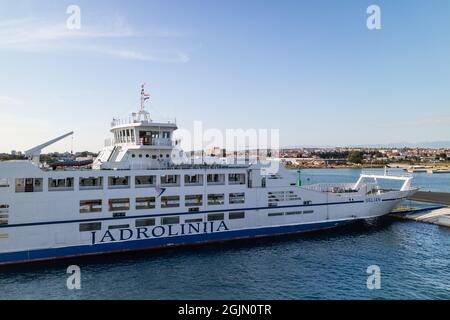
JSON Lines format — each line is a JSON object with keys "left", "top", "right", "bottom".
{"left": 0, "top": 0, "right": 450, "bottom": 152}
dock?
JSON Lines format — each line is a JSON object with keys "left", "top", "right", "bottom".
{"left": 408, "top": 191, "right": 450, "bottom": 206}
{"left": 390, "top": 191, "right": 450, "bottom": 228}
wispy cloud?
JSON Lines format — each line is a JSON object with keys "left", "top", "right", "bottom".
{"left": 0, "top": 17, "right": 190, "bottom": 63}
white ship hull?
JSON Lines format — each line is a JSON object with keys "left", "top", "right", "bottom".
{"left": 0, "top": 161, "right": 414, "bottom": 265}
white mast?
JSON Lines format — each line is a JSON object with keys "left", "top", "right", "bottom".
{"left": 137, "top": 83, "right": 151, "bottom": 122}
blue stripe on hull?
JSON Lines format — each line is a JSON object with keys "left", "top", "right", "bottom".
{"left": 0, "top": 220, "right": 351, "bottom": 265}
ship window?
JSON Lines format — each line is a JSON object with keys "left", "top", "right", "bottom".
{"left": 135, "top": 218, "right": 156, "bottom": 227}
{"left": 132, "top": 154, "right": 136, "bottom": 158}
{"left": 185, "top": 218, "right": 203, "bottom": 223}
{"left": 185, "top": 194, "right": 203, "bottom": 207}
{"left": 286, "top": 211, "right": 302, "bottom": 215}
{"left": 113, "top": 212, "right": 126, "bottom": 217}
{"left": 303, "top": 200, "right": 312, "bottom": 205}
{"left": 0, "top": 178, "right": 9, "bottom": 187}
{"left": 304, "top": 210, "right": 314, "bottom": 214}
{"left": 184, "top": 174, "right": 204, "bottom": 186}
{"left": 229, "top": 211, "right": 245, "bottom": 220}
{"left": 15, "top": 178, "right": 43, "bottom": 193}
{"left": 207, "top": 174, "right": 225, "bottom": 185}
{"left": 108, "top": 224, "right": 130, "bottom": 230}
{"left": 0, "top": 217, "right": 8, "bottom": 225}
{"left": 268, "top": 212, "right": 284, "bottom": 217}
{"left": 79, "top": 222, "right": 101, "bottom": 232}
{"left": 136, "top": 197, "right": 155, "bottom": 210}
{"left": 108, "top": 176, "right": 130, "bottom": 189}
{"left": 229, "top": 173, "right": 246, "bottom": 185}
{"left": 79, "top": 177, "right": 103, "bottom": 190}
{"left": 80, "top": 200, "right": 102, "bottom": 213}
{"left": 139, "top": 154, "right": 142, "bottom": 158}
{"left": 161, "top": 196, "right": 180, "bottom": 208}
{"left": 146, "top": 154, "right": 149, "bottom": 158}
{"left": 135, "top": 175, "right": 156, "bottom": 187}
{"left": 152, "top": 155, "right": 157, "bottom": 159}
{"left": 48, "top": 178, "right": 74, "bottom": 191}
{"left": 0, "top": 205, "right": 9, "bottom": 214}
{"left": 207, "top": 213, "right": 224, "bottom": 221}
{"left": 161, "top": 216, "right": 180, "bottom": 225}
{"left": 229, "top": 192, "right": 245, "bottom": 204}
{"left": 161, "top": 175, "right": 179, "bottom": 186}
{"left": 189, "top": 207, "right": 200, "bottom": 212}
{"left": 109, "top": 198, "right": 130, "bottom": 211}
{"left": 208, "top": 194, "right": 224, "bottom": 205}
{"left": 162, "top": 131, "right": 170, "bottom": 139}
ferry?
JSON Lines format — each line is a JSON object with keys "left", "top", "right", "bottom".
{"left": 0, "top": 86, "right": 417, "bottom": 265}
{"left": 407, "top": 165, "right": 433, "bottom": 173}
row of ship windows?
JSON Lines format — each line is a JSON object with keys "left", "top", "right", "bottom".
{"left": 9, "top": 173, "right": 246, "bottom": 193}
{"left": 80, "top": 193, "right": 246, "bottom": 213}
{"left": 79, "top": 211, "right": 246, "bottom": 232}
{"left": 268, "top": 210, "right": 315, "bottom": 216}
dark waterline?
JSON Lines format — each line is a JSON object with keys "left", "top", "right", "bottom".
{"left": 1, "top": 168, "right": 450, "bottom": 299}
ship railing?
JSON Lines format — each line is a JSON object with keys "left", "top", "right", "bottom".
{"left": 361, "top": 170, "right": 412, "bottom": 178}
{"left": 302, "top": 183, "right": 356, "bottom": 193}
{"left": 111, "top": 117, "right": 176, "bottom": 127}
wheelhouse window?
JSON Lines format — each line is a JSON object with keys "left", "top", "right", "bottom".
{"left": 185, "top": 194, "right": 203, "bottom": 207}
{"left": 161, "top": 196, "right": 180, "bottom": 208}
{"left": 135, "top": 175, "right": 156, "bottom": 187}
{"left": 228, "top": 173, "right": 246, "bottom": 185}
{"left": 161, "top": 175, "right": 179, "bottom": 186}
{"left": 15, "top": 178, "right": 43, "bottom": 193}
{"left": 208, "top": 193, "right": 224, "bottom": 205}
{"left": 0, "top": 178, "right": 9, "bottom": 188}
{"left": 109, "top": 198, "right": 130, "bottom": 211}
{"left": 80, "top": 200, "right": 102, "bottom": 213}
{"left": 136, "top": 197, "right": 155, "bottom": 210}
{"left": 207, "top": 174, "right": 225, "bottom": 185}
{"left": 48, "top": 178, "right": 74, "bottom": 191}
{"left": 108, "top": 176, "right": 130, "bottom": 189}
{"left": 184, "top": 174, "right": 204, "bottom": 186}
{"left": 79, "top": 177, "right": 103, "bottom": 190}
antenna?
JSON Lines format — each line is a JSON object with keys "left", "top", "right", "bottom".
{"left": 140, "top": 83, "right": 150, "bottom": 111}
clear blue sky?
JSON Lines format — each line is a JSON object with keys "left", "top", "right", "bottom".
{"left": 1, "top": 0, "right": 449, "bottom": 152}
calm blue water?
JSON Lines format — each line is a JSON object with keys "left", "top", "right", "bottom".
{"left": 1, "top": 169, "right": 450, "bottom": 300}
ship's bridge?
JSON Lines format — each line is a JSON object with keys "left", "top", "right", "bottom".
{"left": 110, "top": 110, "right": 177, "bottom": 150}
{"left": 93, "top": 85, "right": 181, "bottom": 170}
